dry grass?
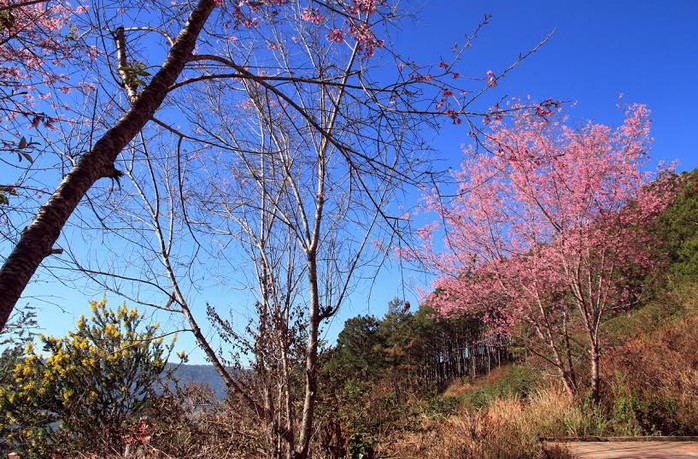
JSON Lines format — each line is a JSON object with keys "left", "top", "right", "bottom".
{"left": 442, "top": 365, "right": 513, "bottom": 398}
{"left": 383, "top": 386, "right": 581, "bottom": 459}
{"left": 605, "top": 299, "right": 698, "bottom": 435}
{"left": 384, "top": 287, "right": 698, "bottom": 458}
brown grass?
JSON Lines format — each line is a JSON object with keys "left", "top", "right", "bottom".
{"left": 442, "top": 365, "right": 513, "bottom": 398}
{"left": 604, "top": 299, "right": 698, "bottom": 435}
{"left": 383, "top": 386, "right": 583, "bottom": 459}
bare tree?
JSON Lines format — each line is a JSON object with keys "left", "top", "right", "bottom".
{"left": 67, "top": 8, "right": 550, "bottom": 459}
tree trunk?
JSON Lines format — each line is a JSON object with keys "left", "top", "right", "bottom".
{"left": 589, "top": 336, "right": 601, "bottom": 404}
{"left": 0, "top": 0, "right": 216, "bottom": 331}
{"left": 562, "top": 311, "right": 579, "bottom": 394}
{"left": 296, "top": 255, "right": 320, "bottom": 459}
{"left": 469, "top": 344, "right": 476, "bottom": 379}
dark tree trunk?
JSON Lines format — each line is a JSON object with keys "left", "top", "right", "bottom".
{"left": 0, "top": 0, "right": 216, "bottom": 331}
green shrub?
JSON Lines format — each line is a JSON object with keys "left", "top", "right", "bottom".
{"left": 420, "top": 395, "right": 461, "bottom": 419}
{"left": 347, "top": 432, "right": 375, "bottom": 459}
{"left": 469, "top": 365, "right": 538, "bottom": 407}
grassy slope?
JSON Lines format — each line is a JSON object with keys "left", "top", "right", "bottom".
{"left": 386, "top": 201, "right": 698, "bottom": 456}
{"left": 382, "top": 172, "right": 698, "bottom": 457}
{"left": 382, "top": 281, "right": 698, "bottom": 458}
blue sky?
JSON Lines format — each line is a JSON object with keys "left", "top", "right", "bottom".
{"left": 347, "top": 0, "right": 698, "bottom": 328}
{"left": 9, "top": 0, "right": 698, "bottom": 363}
{"left": 403, "top": 0, "right": 698, "bottom": 172}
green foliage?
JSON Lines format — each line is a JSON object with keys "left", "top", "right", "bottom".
{"left": 602, "top": 296, "right": 679, "bottom": 346}
{"left": 346, "top": 432, "right": 375, "bottom": 459}
{"left": 119, "top": 61, "right": 151, "bottom": 88}
{"left": 319, "top": 300, "right": 424, "bottom": 454}
{"left": 575, "top": 393, "right": 609, "bottom": 435}
{"left": 0, "top": 299, "right": 172, "bottom": 457}
{"left": 656, "top": 170, "right": 698, "bottom": 281}
{"left": 0, "top": 10, "right": 16, "bottom": 30}
{"left": 605, "top": 391, "right": 644, "bottom": 436}
{"left": 318, "top": 298, "right": 498, "bottom": 456}
{"left": 330, "top": 315, "right": 384, "bottom": 378}
{"left": 419, "top": 395, "right": 461, "bottom": 419}
{"left": 468, "top": 365, "right": 538, "bottom": 407}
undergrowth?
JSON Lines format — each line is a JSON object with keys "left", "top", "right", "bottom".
{"left": 384, "top": 283, "right": 698, "bottom": 458}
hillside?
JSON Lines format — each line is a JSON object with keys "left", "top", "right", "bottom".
{"left": 166, "top": 364, "right": 228, "bottom": 400}
{"left": 373, "top": 170, "right": 698, "bottom": 458}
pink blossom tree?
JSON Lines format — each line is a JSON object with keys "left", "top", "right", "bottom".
{"left": 0, "top": 0, "right": 93, "bottom": 157}
{"left": 417, "top": 102, "right": 675, "bottom": 402}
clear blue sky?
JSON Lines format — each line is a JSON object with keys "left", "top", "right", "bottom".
{"left": 402, "top": 0, "right": 698, "bottom": 172}
{"left": 11, "top": 0, "right": 698, "bottom": 363}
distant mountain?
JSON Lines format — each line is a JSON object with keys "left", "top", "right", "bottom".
{"left": 164, "top": 363, "right": 228, "bottom": 399}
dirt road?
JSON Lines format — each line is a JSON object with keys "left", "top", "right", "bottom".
{"left": 544, "top": 439, "right": 698, "bottom": 458}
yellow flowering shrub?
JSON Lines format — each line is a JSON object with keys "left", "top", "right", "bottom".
{"left": 0, "top": 300, "right": 172, "bottom": 458}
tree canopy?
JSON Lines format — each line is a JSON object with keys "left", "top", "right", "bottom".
{"left": 414, "top": 103, "right": 676, "bottom": 401}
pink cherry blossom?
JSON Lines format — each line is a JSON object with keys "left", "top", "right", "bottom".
{"left": 326, "top": 28, "right": 344, "bottom": 43}
{"left": 414, "top": 102, "right": 676, "bottom": 398}
{"left": 0, "top": 0, "right": 91, "bottom": 136}
{"left": 300, "top": 7, "right": 324, "bottom": 24}
{"left": 486, "top": 70, "right": 497, "bottom": 88}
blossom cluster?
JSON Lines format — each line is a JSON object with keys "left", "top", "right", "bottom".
{"left": 416, "top": 103, "right": 676, "bottom": 337}
{"left": 0, "top": 0, "right": 96, "bottom": 142}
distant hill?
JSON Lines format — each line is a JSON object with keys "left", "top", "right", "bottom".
{"left": 165, "top": 363, "right": 228, "bottom": 399}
